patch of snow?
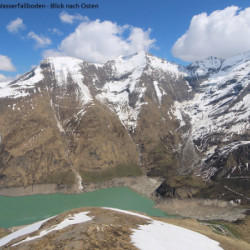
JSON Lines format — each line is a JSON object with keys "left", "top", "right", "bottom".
{"left": 13, "top": 212, "right": 92, "bottom": 246}
{"left": 47, "top": 57, "right": 92, "bottom": 105}
{"left": 172, "top": 102, "right": 186, "bottom": 127}
{"left": 131, "top": 219, "right": 223, "bottom": 250}
{"left": 205, "top": 145, "right": 217, "bottom": 156}
{"left": 227, "top": 166, "right": 237, "bottom": 178}
{"left": 153, "top": 80, "right": 166, "bottom": 106}
{"left": 221, "top": 51, "right": 250, "bottom": 72}
{"left": 219, "top": 141, "right": 250, "bottom": 157}
{"left": 185, "top": 81, "right": 192, "bottom": 92}
{"left": 97, "top": 52, "right": 147, "bottom": 131}
{"left": 201, "top": 141, "right": 250, "bottom": 180}
{"left": 167, "top": 110, "right": 173, "bottom": 120}
{"left": 189, "top": 57, "right": 223, "bottom": 77}
{"left": 0, "top": 67, "right": 44, "bottom": 99}
{"left": 201, "top": 167, "right": 219, "bottom": 181}
{"left": 50, "top": 100, "right": 65, "bottom": 133}
{"left": 113, "top": 52, "right": 147, "bottom": 81}
{"left": 0, "top": 217, "right": 53, "bottom": 247}
{"left": 75, "top": 172, "right": 83, "bottom": 191}
{"left": 146, "top": 54, "right": 187, "bottom": 79}
{"left": 102, "top": 208, "right": 151, "bottom": 220}
{"left": 224, "top": 186, "right": 250, "bottom": 201}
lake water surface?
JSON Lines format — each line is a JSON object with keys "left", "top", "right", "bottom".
{"left": 0, "top": 187, "right": 169, "bottom": 228}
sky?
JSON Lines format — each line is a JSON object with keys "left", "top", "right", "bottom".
{"left": 0, "top": 0, "right": 250, "bottom": 82}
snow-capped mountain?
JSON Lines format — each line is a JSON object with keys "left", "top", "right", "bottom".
{"left": 175, "top": 52, "right": 250, "bottom": 181}
{"left": 0, "top": 51, "right": 249, "bottom": 203}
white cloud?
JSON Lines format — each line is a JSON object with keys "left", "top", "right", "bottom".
{"left": 43, "top": 19, "right": 155, "bottom": 63}
{"left": 43, "top": 49, "right": 63, "bottom": 58}
{"left": 0, "top": 55, "right": 16, "bottom": 71}
{"left": 48, "top": 28, "right": 63, "bottom": 36}
{"left": 28, "top": 31, "right": 51, "bottom": 48}
{"left": 6, "top": 17, "right": 25, "bottom": 33}
{"left": 172, "top": 6, "right": 250, "bottom": 62}
{"left": 59, "top": 11, "right": 88, "bottom": 24}
{"left": 0, "top": 74, "right": 16, "bottom": 83}
{"left": 0, "top": 74, "right": 8, "bottom": 82}
{"left": 128, "top": 27, "right": 155, "bottom": 52}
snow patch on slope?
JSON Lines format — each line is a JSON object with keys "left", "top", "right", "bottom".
{"left": 189, "top": 57, "right": 223, "bottom": 77}
{"left": 97, "top": 52, "right": 147, "bottom": 131}
{"left": 13, "top": 212, "right": 92, "bottom": 246}
{"left": 131, "top": 219, "right": 223, "bottom": 250}
{"left": 153, "top": 80, "right": 166, "bottom": 106}
{"left": 49, "top": 99, "right": 65, "bottom": 133}
{"left": 172, "top": 101, "right": 186, "bottom": 127}
{"left": 103, "top": 208, "right": 223, "bottom": 250}
{"left": 221, "top": 51, "right": 250, "bottom": 72}
{"left": 102, "top": 207, "right": 151, "bottom": 220}
{"left": 47, "top": 57, "right": 92, "bottom": 105}
{"left": 0, "top": 67, "right": 43, "bottom": 99}
{"left": 146, "top": 54, "right": 186, "bottom": 79}
{"left": 113, "top": 52, "right": 146, "bottom": 78}
{"left": 189, "top": 51, "right": 250, "bottom": 78}
{"left": 215, "top": 141, "right": 250, "bottom": 158}
{"left": 0, "top": 217, "right": 53, "bottom": 247}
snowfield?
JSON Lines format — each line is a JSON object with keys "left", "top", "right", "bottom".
{"left": 0, "top": 67, "right": 43, "bottom": 99}
{"left": 0, "top": 212, "right": 92, "bottom": 247}
{"left": 108, "top": 208, "right": 223, "bottom": 250}
{"left": 13, "top": 212, "right": 92, "bottom": 246}
{"left": 131, "top": 219, "right": 223, "bottom": 250}
{"left": 0, "top": 217, "right": 53, "bottom": 247}
{"left": 176, "top": 51, "right": 250, "bottom": 146}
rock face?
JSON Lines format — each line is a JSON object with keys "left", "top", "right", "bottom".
{"left": 0, "top": 51, "right": 249, "bottom": 202}
{"left": 175, "top": 52, "right": 250, "bottom": 202}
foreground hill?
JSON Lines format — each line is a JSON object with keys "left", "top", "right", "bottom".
{"left": 0, "top": 51, "right": 249, "bottom": 203}
{"left": 2, "top": 207, "right": 250, "bottom": 249}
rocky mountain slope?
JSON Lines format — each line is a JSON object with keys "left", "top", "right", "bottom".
{"left": 0, "top": 51, "right": 249, "bottom": 202}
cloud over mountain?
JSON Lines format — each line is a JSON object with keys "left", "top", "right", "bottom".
{"left": 43, "top": 19, "right": 155, "bottom": 63}
{"left": 0, "top": 55, "right": 16, "bottom": 71}
{"left": 172, "top": 6, "right": 250, "bottom": 62}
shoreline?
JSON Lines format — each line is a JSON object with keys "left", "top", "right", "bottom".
{"left": 155, "top": 198, "right": 248, "bottom": 222}
{"left": 0, "top": 183, "right": 69, "bottom": 197}
{"left": 0, "top": 176, "right": 248, "bottom": 222}
{"left": 0, "top": 176, "right": 162, "bottom": 198}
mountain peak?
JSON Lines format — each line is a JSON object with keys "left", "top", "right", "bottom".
{"left": 187, "top": 51, "right": 250, "bottom": 77}
{"left": 42, "top": 56, "right": 84, "bottom": 69}
{"left": 110, "top": 51, "right": 147, "bottom": 75}
{"left": 187, "top": 57, "right": 223, "bottom": 77}
{"left": 221, "top": 50, "right": 250, "bottom": 71}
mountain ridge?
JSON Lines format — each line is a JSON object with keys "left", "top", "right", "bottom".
{"left": 0, "top": 51, "right": 249, "bottom": 203}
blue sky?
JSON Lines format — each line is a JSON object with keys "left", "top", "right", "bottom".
{"left": 0, "top": 0, "right": 249, "bottom": 81}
